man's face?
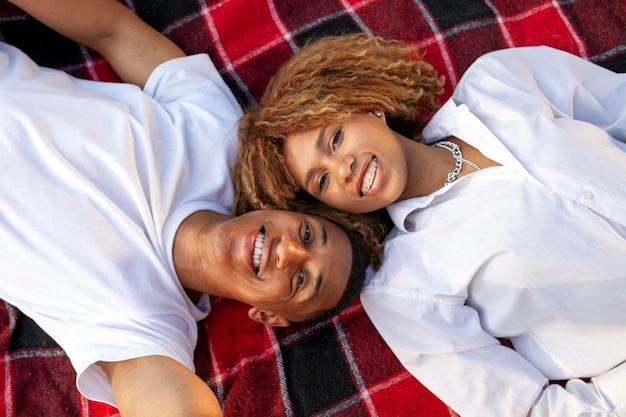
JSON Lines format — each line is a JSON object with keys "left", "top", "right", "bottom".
{"left": 209, "top": 210, "right": 352, "bottom": 325}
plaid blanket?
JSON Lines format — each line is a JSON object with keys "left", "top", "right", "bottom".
{"left": 1, "top": 0, "right": 624, "bottom": 416}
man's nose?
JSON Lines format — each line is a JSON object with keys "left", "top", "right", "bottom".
{"left": 275, "top": 234, "right": 310, "bottom": 270}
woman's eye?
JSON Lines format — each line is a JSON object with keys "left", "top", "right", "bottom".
{"left": 331, "top": 130, "right": 341, "bottom": 151}
{"left": 318, "top": 173, "right": 328, "bottom": 192}
{"left": 303, "top": 225, "right": 311, "bottom": 245}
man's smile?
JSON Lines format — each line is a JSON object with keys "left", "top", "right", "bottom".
{"left": 252, "top": 226, "right": 265, "bottom": 274}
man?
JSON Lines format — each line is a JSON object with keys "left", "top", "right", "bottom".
{"left": 0, "top": 0, "right": 367, "bottom": 416}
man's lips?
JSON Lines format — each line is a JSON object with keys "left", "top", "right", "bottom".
{"left": 251, "top": 226, "right": 265, "bottom": 274}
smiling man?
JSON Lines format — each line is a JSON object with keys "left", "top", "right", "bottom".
{"left": 172, "top": 209, "right": 360, "bottom": 327}
{"left": 0, "top": 1, "right": 367, "bottom": 417}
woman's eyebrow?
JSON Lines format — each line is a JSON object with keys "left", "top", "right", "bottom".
{"left": 304, "top": 126, "right": 327, "bottom": 189}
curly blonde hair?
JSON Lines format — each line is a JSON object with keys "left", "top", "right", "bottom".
{"left": 234, "top": 33, "right": 445, "bottom": 269}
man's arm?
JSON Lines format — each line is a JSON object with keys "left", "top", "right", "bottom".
{"left": 99, "top": 356, "right": 223, "bottom": 417}
{"left": 7, "top": 0, "right": 185, "bottom": 87}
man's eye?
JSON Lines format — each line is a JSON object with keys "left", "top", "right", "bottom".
{"left": 297, "top": 270, "right": 305, "bottom": 289}
{"left": 318, "top": 173, "right": 328, "bottom": 192}
{"left": 303, "top": 225, "right": 311, "bottom": 245}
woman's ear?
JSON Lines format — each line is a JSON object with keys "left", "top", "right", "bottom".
{"left": 248, "top": 307, "right": 291, "bottom": 327}
{"left": 368, "top": 110, "right": 385, "bottom": 120}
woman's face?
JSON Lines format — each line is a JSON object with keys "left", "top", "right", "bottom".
{"left": 283, "top": 112, "right": 408, "bottom": 213}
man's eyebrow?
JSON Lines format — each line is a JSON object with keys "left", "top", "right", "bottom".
{"left": 304, "top": 126, "right": 327, "bottom": 190}
{"left": 304, "top": 219, "right": 326, "bottom": 303}
{"left": 305, "top": 273, "right": 323, "bottom": 304}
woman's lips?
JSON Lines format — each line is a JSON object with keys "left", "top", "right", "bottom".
{"left": 360, "top": 156, "right": 378, "bottom": 196}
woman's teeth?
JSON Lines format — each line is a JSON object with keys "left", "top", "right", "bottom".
{"left": 253, "top": 230, "right": 265, "bottom": 271}
{"left": 361, "top": 156, "right": 378, "bottom": 196}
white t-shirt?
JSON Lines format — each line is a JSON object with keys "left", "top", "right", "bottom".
{"left": 361, "top": 47, "right": 626, "bottom": 417}
{"left": 0, "top": 42, "right": 242, "bottom": 405}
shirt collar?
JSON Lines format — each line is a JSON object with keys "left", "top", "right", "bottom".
{"left": 387, "top": 191, "right": 441, "bottom": 232}
{"left": 424, "top": 99, "right": 530, "bottom": 175}
{"left": 387, "top": 98, "right": 532, "bottom": 232}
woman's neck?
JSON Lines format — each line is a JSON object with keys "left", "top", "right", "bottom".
{"left": 397, "top": 136, "right": 454, "bottom": 200}
{"left": 398, "top": 136, "right": 499, "bottom": 201}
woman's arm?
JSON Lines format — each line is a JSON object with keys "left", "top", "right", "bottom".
{"left": 7, "top": 0, "right": 185, "bottom": 87}
{"left": 454, "top": 45, "right": 626, "bottom": 142}
{"left": 361, "top": 293, "right": 625, "bottom": 417}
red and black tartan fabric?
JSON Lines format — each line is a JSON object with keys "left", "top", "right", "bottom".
{"left": 0, "top": 0, "right": 624, "bottom": 416}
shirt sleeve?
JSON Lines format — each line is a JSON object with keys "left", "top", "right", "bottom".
{"left": 453, "top": 46, "right": 626, "bottom": 143}
{"left": 143, "top": 53, "right": 242, "bottom": 125}
{"left": 361, "top": 290, "right": 625, "bottom": 417}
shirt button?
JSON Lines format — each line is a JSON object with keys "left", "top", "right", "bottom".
{"left": 583, "top": 189, "right": 594, "bottom": 199}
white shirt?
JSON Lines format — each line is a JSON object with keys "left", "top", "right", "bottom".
{"left": 0, "top": 42, "right": 242, "bottom": 405}
{"left": 361, "top": 46, "right": 626, "bottom": 417}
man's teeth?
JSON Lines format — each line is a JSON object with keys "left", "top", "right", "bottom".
{"left": 253, "top": 231, "right": 265, "bottom": 270}
{"left": 361, "top": 156, "right": 378, "bottom": 196}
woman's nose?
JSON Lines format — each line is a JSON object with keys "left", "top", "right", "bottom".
{"left": 275, "top": 234, "right": 309, "bottom": 270}
{"left": 335, "top": 154, "right": 355, "bottom": 182}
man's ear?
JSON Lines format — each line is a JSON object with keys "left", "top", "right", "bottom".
{"left": 248, "top": 307, "right": 291, "bottom": 327}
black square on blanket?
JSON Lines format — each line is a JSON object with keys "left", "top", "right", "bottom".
{"left": 281, "top": 325, "right": 357, "bottom": 416}
{"left": 10, "top": 311, "right": 60, "bottom": 350}
{"left": 133, "top": 0, "right": 199, "bottom": 31}
{"left": 422, "top": 0, "right": 493, "bottom": 30}
{"left": 292, "top": 16, "right": 361, "bottom": 47}
{"left": 0, "top": 17, "right": 81, "bottom": 70}
{"left": 600, "top": 53, "right": 626, "bottom": 73}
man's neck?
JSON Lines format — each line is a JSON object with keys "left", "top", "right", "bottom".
{"left": 172, "top": 210, "right": 230, "bottom": 295}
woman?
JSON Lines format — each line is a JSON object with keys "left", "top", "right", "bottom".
{"left": 235, "top": 34, "right": 626, "bottom": 416}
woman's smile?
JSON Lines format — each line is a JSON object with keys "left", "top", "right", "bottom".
{"left": 359, "top": 155, "right": 378, "bottom": 196}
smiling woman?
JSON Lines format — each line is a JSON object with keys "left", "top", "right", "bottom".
{"left": 283, "top": 112, "right": 411, "bottom": 214}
